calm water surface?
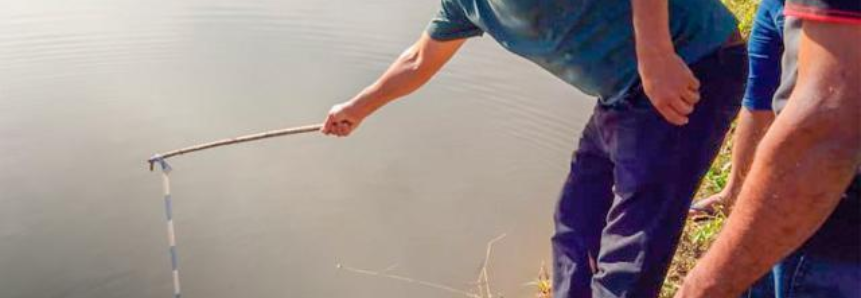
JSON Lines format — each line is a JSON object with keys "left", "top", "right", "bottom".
{"left": 0, "top": 1, "right": 594, "bottom": 297}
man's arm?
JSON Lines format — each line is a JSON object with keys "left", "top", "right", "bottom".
{"left": 676, "top": 21, "right": 861, "bottom": 298}
{"left": 632, "top": 0, "right": 702, "bottom": 126}
{"left": 713, "top": 110, "right": 775, "bottom": 209}
{"left": 322, "top": 33, "right": 467, "bottom": 136}
{"left": 694, "top": 110, "right": 775, "bottom": 214}
{"left": 693, "top": 3, "right": 783, "bottom": 213}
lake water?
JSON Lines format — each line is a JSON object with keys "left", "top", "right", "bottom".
{"left": 0, "top": 1, "right": 594, "bottom": 297}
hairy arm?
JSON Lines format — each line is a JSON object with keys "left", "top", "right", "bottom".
{"left": 632, "top": 0, "right": 702, "bottom": 126}
{"left": 677, "top": 21, "right": 861, "bottom": 298}
{"left": 322, "top": 33, "right": 467, "bottom": 136}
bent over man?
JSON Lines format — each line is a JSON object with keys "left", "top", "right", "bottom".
{"left": 322, "top": 1, "right": 746, "bottom": 297}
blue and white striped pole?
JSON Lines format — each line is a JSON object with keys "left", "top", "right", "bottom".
{"left": 153, "top": 156, "right": 182, "bottom": 298}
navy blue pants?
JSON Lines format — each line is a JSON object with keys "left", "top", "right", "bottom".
{"left": 552, "top": 45, "right": 748, "bottom": 298}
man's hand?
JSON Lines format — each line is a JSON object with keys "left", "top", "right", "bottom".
{"left": 321, "top": 100, "right": 369, "bottom": 137}
{"left": 631, "top": 0, "right": 700, "bottom": 126}
{"left": 319, "top": 33, "right": 467, "bottom": 138}
{"left": 639, "top": 53, "right": 701, "bottom": 126}
{"left": 673, "top": 274, "right": 730, "bottom": 298}
{"left": 689, "top": 189, "right": 730, "bottom": 217}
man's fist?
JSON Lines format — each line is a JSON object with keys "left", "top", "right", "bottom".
{"left": 321, "top": 101, "right": 368, "bottom": 137}
{"left": 639, "top": 53, "right": 701, "bottom": 126}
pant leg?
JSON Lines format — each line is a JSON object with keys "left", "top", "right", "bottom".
{"left": 756, "top": 250, "right": 861, "bottom": 298}
{"left": 746, "top": 176, "right": 861, "bottom": 298}
{"left": 742, "top": 274, "right": 777, "bottom": 298}
{"left": 591, "top": 45, "right": 748, "bottom": 298}
{"left": 553, "top": 112, "right": 616, "bottom": 298}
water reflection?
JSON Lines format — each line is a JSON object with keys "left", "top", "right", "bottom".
{"left": 0, "top": 1, "right": 591, "bottom": 297}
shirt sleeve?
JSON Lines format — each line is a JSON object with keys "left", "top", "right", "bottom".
{"left": 743, "top": 0, "right": 785, "bottom": 111}
{"left": 426, "top": 0, "right": 483, "bottom": 41}
{"left": 785, "top": 0, "right": 861, "bottom": 24}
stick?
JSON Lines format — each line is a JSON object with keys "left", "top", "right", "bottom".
{"left": 160, "top": 167, "right": 182, "bottom": 298}
{"left": 148, "top": 124, "right": 323, "bottom": 170}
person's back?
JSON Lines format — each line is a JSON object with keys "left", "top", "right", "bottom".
{"left": 428, "top": 0, "right": 737, "bottom": 104}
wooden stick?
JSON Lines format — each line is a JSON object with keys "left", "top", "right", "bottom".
{"left": 148, "top": 124, "right": 322, "bottom": 170}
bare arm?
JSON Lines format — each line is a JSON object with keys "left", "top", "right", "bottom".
{"left": 722, "top": 110, "right": 774, "bottom": 206}
{"left": 696, "top": 110, "right": 774, "bottom": 212}
{"left": 632, "top": 0, "right": 702, "bottom": 126}
{"left": 693, "top": 4, "right": 783, "bottom": 213}
{"left": 677, "top": 21, "right": 861, "bottom": 298}
{"left": 322, "top": 33, "right": 467, "bottom": 136}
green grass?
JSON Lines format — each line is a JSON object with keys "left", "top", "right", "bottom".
{"left": 724, "top": 0, "right": 759, "bottom": 37}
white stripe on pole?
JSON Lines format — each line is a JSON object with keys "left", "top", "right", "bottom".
{"left": 156, "top": 159, "right": 182, "bottom": 298}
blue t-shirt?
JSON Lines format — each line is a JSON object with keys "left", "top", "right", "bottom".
{"left": 743, "top": 0, "right": 785, "bottom": 111}
{"left": 427, "top": 0, "right": 738, "bottom": 105}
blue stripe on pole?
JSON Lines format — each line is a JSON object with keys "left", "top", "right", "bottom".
{"left": 156, "top": 158, "right": 181, "bottom": 298}
{"left": 170, "top": 246, "right": 179, "bottom": 270}
{"left": 164, "top": 195, "right": 173, "bottom": 221}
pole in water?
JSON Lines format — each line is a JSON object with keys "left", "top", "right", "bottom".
{"left": 152, "top": 156, "right": 182, "bottom": 298}
{"left": 147, "top": 124, "right": 321, "bottom": 297}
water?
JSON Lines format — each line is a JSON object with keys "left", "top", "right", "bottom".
{"left": 0, "top": 1, "right": 593, "bottom": 297}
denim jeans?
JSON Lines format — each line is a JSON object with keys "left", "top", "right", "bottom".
{"left": 744, "top": 250, "right": 861, "bottom": 298}
{"left": 744, "top": 177, "right": 861, "bottom": 298}
{"left": 552, "top": 44, "right": 748, "bottom": 298}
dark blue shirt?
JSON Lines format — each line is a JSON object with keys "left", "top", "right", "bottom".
{"left": 426, "top": 0, "right": 738, "bottom": 105}
{"left": 743, "top": 0, "right": 785, "bottom": 111}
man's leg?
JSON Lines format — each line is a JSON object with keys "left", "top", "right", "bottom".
{"left": 553, "top": 111, "right": 616, "bottom": 298}
{"left": 591, "top": 46, "right": 747, "bottom": 297}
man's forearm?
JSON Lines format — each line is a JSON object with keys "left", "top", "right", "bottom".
{"left": 678, "top": 21, "right": 861, "bottom": 297}
{"left": 352, "top": 45, "right": 432, "bottom": 114}
{"left": 723, "top": 109, "right": 775, "bottom": 207}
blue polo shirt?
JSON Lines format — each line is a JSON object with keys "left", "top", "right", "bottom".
{"left": 427, "top": 0, "right": 738, "bottom": 105}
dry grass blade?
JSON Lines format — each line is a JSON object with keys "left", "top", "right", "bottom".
{"left": 337, "top": 263, "right": 481, "bottom": 298}
{"left": 338, "top": 234, "right": 508, "bottom": 298}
